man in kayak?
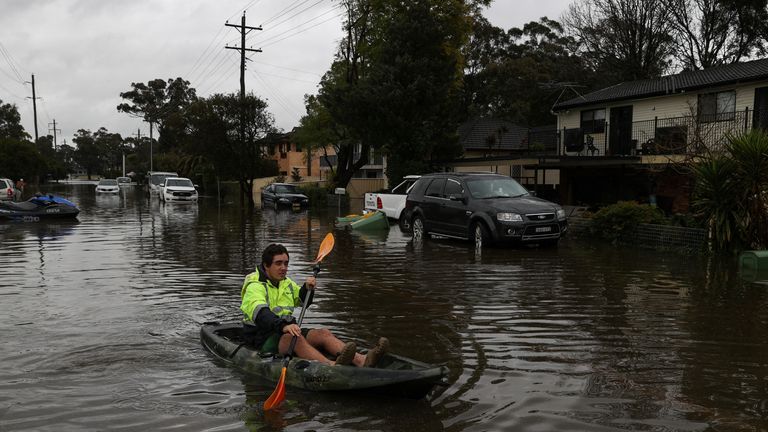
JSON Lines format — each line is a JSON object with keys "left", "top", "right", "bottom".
{"left": 241, "top": 243, "right": 388, "bottom": 367}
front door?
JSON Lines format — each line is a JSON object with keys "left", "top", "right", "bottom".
{"left": 441, "top": 178, "right": 470, "bottom": 237}
{"left": 422, "top": 178, "right": 446, "bottom": 233}
{"left": 609, "top": 105, "right": 633, "bottom": 155}
{"left": 753, "top": 87, "right": 768, "bottom": 130}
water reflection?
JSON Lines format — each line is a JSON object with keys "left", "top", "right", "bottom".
{"left": 240, "top": 381, "right": 444, "bottom": 431}
{"left": 349, "top": 226, "right": 389, "bottom": 244}
{"left": 94, "top": 193, "right": 121, "bottom": 208}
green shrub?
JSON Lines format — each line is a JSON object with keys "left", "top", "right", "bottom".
{"left": 299, "top": 184, "right": 332, "bottom": 207}
{"left": 589, "top": 201, "right": 668, "bottom": 242}
{"left": 291, "top": 167, "right": 302, "bottom": 182}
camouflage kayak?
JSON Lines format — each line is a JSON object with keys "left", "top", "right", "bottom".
{"left": 200, "top": 322, "right": 447, "bottom": 399}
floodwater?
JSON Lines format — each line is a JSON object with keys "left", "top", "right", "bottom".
{"left": 2, "top": 183, "right": 768, "bottom": 432}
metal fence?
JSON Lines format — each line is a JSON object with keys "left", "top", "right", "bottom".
{"left": 568, "top": 217, "right": 709, "bottom": 254}
{"left": 554, "top": 108, "right": 758, "bottom": 157}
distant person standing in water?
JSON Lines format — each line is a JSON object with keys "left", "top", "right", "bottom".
{"left": 15, "top": 178, "right": 25, "bottom": 199}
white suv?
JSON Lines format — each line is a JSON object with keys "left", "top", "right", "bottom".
{"left": 0, "top": 178, "right": 21, "bottom": 201}
{"left": 160, "top": 177, "right": 198, "bottom": 203}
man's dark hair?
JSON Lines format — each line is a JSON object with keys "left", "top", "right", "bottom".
{"left": 262, "top": 243, "right": 289, "bottom": 266}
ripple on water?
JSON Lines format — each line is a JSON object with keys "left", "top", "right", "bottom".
{"left": 2, "top": 185, "right": 768, "bottom": 430}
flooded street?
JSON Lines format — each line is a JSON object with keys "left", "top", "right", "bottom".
{"left": 2, "top": 183, "right": 768, "bottom": 431}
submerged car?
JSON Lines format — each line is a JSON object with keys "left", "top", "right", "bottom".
{"left": 147, "top": 171, "right": 179, "bottom": 194}
{"left": 160, "top": 177, "right": 198, "bottom": 203}
{"left": 117, "top": 176, "right": 132, "bottom": 186}
{"left": 95, "top": 179, "right": 120, "bottom": 193}
{"left": 261, "top": 183, "right": 309, "bottom": 209}
{"left": 405, "top": 172, "right": 568, "bottom": 248}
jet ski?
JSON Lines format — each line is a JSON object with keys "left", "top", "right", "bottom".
{"left": 0, "top": 194, "right": 80, "bottom": 221}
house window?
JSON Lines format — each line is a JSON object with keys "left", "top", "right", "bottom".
{"left": 580, "top": 109, "right": 606, "bottom": 133}
{"left": 294, "top": 143, "right": 302, "bottom": 152}
{"left": 698, "top": 91, "right": 736, "bottom": 122}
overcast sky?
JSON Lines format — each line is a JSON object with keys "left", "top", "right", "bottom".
{"left": 0, "top": 0, "right": 572, "bottom": 147}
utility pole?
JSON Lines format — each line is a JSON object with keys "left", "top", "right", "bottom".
{"left": 27, "top": 74, "right": 40, "bottom": 143}
{"left": 134, "top": 128, "right": 148, "bottom": 172}
{"left": 225, "top": 13, "right": 263, "bottom": 206}
{"left": 225, "top": 12, "right": 262, "bottom": 100}
{"left": 148, "top": 122, "right": 154, "bottom": 172}
{"left": 48, "top": 119, "right": 61, "bottom": 151}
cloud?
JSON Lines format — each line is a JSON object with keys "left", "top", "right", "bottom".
{"left": 0, "top": 0, "right": 572, "bottom": 146}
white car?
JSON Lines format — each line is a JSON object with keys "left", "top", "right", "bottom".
{"left": 160, "top": 177, "right": 198, "bottom": 203}
{"left": 117, "top": 176, "right": 133, "bottom": 187}
{"left": 0, "top": 178, "right": 21, "bottom": 201}
{"left": 95, "top": 179, "right": 120, "bottom": 193}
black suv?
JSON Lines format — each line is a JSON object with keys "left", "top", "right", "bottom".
{"left": 405, "top": 173, "right": 568, "bottom": 247}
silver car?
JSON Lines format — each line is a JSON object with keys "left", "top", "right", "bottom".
{"left": 96, "top": 179, "right": 120, "bottom": 194}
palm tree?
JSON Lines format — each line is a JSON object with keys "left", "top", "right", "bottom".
{"left": 692, "top": 156, "right": 741, "bottom": 252}
{"left": 692, "top": 129, "right": 768, "bottom": 252}
{"left": 725, "top": 130, "right": 768, "bottom": 249}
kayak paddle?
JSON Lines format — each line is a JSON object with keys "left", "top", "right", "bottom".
{"left": 263, "top": 232, "right": 335, "bottom": 410}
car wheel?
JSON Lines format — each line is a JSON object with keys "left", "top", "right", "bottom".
{"left": 412, "top": 215, "right": 426, "bottom": 239}
{"left": 471, "top": 221, "right": 490, "bottom": 249}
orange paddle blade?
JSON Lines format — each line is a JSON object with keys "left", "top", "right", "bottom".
{"left": 263, "top": 367, "right": 287, "bottom": 411}
{"left": 314, "top": 232, "right": 335, "bottom": 264}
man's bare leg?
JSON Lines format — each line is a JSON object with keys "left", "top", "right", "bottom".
{"left": 277, "top": 334, "right": 335, "bottom": 365}
{"left": 305, "top": 328, "right": 366, "bottom": 367}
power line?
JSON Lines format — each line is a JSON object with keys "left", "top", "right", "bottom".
{"left": 260, "top": 0, "right": 312, "bottom": 26}
{"left": 228, "top": 0, "right": 263, "bottom": 22}
{"left": 259, "top": 0, "right": 328, "bottom": 34}
{"left": 199, "top": 56, "right": 240, "bottom": 95}
{"left": 251, "top": 61, "right": 322, "bottom": 77}
{"left": 0, "top": 63, "right": 23, "bottom": 84}
{"left": 0, "top": 82, "right": 25, "bottom": 100}
{"left": 254, "top": 5, "right": 340, "bottom": 46}
{"left": 260, "top": 12, "right": 343, "bottom": 49}
{"left": 252, "top": 68, "right": 319, "bottom": 84}
{"left": 195, "top": 46, "right": 234, "bottom": 89}
{"left": 242, "top": 0, "right": 334, "bottom": 48}
{"left": 186, "top": 25, "right": 228, "bottom": 80}
{"left": 0, "top": 42, "right": 25, "bottom": 83}
{"left": 250, "top": 69, "right": 303, "bottom": 120}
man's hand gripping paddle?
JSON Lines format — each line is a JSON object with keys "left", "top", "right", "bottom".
{"left": 263, "top": 232, "right": 335, "bottom": 410}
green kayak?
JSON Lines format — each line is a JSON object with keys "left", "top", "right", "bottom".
{"left": 200, "top": 322, "right": 447, "bottom": 399}
{"left": 349, "top": 210, "right": 389, "bottom": 231}
{"left": 334, "top": 213, "right": 364, "bottom": 227}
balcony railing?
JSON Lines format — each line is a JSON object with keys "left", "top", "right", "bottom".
{"left": 556, "top": 108, "right": 758, "bottom": 157}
